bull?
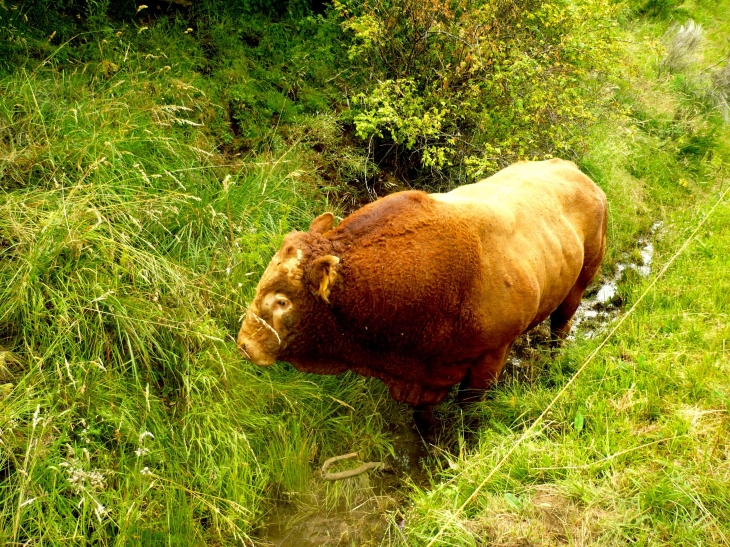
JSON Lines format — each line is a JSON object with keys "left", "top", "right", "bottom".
{"left": 237, "top": 159, "right": 607, "bottom": 427}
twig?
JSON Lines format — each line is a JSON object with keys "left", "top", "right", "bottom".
{"left": 321, "top": 452, "right": 385, "bottom": 481}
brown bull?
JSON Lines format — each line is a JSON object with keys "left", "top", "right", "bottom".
{"left": 237, "top": 159, "right": 607, "bottom": 423}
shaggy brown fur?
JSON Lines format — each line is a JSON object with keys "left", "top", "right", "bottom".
{"left": 237, "top": 159, "right": 607, "bottom": 415}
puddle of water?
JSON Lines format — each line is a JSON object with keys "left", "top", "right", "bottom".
{"left": 569, "top": 222, "right": 661, "bottom": 339}
{"left": 264, "top": 507, "right": 386, "bottom": 547}
{"left": 262, "top": 422, "right": 429, "bottom": 547}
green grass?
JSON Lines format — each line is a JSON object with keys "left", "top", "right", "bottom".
{"left": 1, "top": 1, "right": 730, "bottom": 546}
{"left": 0, "top": 28, "right": 397, "bottom": 545}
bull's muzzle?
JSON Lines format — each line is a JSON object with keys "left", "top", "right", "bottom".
{"left": 236, "top": 326, "right": 277, "bottom": 366}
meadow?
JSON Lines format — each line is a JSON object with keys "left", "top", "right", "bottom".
{"left": 1, "top": 0, "right": 729, "bottom": 545}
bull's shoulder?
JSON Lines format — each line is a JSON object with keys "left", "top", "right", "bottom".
{"left": 331, "top": 190, "right": 434, "bottom": 241}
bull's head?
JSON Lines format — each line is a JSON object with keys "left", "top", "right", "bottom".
{"left": 237, "top": 212, "right": 340, "bottom": 366}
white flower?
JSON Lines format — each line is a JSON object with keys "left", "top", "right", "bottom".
{"left": 65, "top": 464, "right": 106, "bottom": 493}
{"left": 138, "top": 431, "right": 154, "bottom": 443}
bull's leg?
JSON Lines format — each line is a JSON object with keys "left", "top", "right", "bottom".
{"left": 413, "top": 404, "right": 436, "bottom": 435}
{"left": 458, "top": 345, "right": 512, "bottom": 404}
{"left": 549, "top": 282, "right": 587, "bottom": 346}
{"left": 552, "top": 210, "right": 607, "bottom": 345}
{"left": 550, "top": 255, "right": 604, "bottom": 345}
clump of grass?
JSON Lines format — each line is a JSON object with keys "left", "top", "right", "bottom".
{"left": 660, "top": 20, "right": 703, "bottom": 73}
{"left": 709, "top": 61, "right": 730, "bottom": 122}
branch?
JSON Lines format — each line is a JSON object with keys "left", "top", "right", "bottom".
{"left": 320, "top": 452, "right": 385, "bottom": 481}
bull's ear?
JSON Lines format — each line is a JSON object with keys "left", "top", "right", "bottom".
{"left": 309, "top": 212, "right": 335, "bottom": 235}
{"left": 310, "top": 255, "right": 340, "bottom": 303}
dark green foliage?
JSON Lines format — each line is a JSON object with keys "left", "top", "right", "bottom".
{"left": 2, "top": 0, "right": 621, "bottom": 186}
{"left": 338, "top": 0, "right": 620, "bottom": 184}
{"left": 198, "top": 12, "right": 347, "bottom": 152}
{"left": 628, "top": 0, "right": 686, "bottom": 18}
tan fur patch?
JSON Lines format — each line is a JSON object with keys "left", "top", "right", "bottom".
{"left": 281, "top": 249, "right": 304, "bottom": 284}
{"left": 314, "top": 255, "right": 339, "bottom": 303}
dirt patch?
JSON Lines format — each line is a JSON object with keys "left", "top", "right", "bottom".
{"left": 264, "top": 508, "right": 389, "bottom": 547}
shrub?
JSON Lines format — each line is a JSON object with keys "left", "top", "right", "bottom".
{"left": 337, "top": 0, "right": 619, "bottom": 184}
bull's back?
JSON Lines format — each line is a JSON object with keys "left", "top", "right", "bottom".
{"left": 430, "top": 159, "right": 607, "bottom": 336}
{"left": 431, "top": 159, "right": 605, "bottom": 253}
{"left": 431, "top": 159, "right": 604, "bottom": 233}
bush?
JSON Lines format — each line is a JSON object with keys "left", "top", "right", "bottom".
{"left": 337, "top": 0, "right": 619, "bottom": 184}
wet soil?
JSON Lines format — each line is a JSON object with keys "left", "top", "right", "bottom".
{"left": 261, "top": 423, "right": 430, "bottom": 547}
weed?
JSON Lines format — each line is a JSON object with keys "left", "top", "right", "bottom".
{"left": 661, "top": 20, "right": 704, "bottom": 73}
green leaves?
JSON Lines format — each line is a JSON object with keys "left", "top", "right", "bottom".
{"left": 504, "top": 492, "right": 527, "bottom": 512}
{"left": 340, "top": 0, "right": 620, "bottom": 183}
{"left": 573, "top": 410, "right": 585, "bottom": 433}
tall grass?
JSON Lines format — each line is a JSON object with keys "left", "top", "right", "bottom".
{"left": 0, "top": 37, "right": 399, "bottom": 544}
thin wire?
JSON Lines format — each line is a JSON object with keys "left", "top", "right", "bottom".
{"left": 425, "top": 184, "right": 730, "bottom": 547}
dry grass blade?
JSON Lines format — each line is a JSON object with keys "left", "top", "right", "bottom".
{"left": 661, "top": 19, "right": 704, "bottom": 73}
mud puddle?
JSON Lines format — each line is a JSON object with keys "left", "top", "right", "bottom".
{"left": 261, "top": 422, "right": 430, "bottom": 547}
{"left": 570, "top": 221, "right": 661, "bottom": 340}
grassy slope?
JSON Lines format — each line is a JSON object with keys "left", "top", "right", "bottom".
{"left": 0, "top": 13, "right": 396, "bottom": 546}
{"left": 1, "top": 1, "right": 729, "bottom": 546}
{"left": 394, "top": 3, "right": 730, "bottom": 546}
